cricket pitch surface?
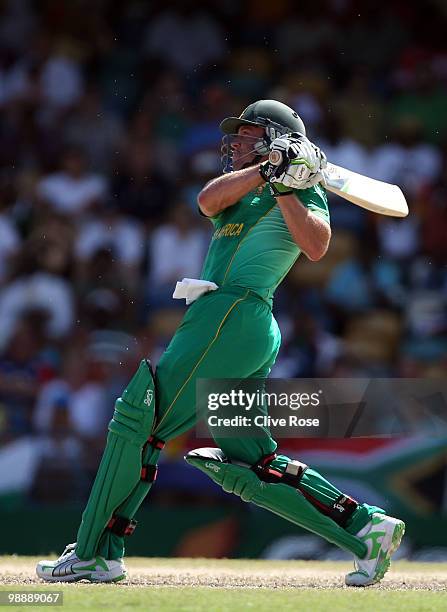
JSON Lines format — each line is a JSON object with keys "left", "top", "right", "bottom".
{"left": 1, "top": 557, "right": 446, "bottom": 611}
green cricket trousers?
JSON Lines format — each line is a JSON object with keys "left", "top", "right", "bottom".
{"left": 153, "top": 285, "right": 280, "bottom": 462}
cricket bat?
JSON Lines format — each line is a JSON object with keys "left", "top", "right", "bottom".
{"left": 268, "top": 150, "right": 409, "bottom": 217}
{"left": 322, "top": 162, "right": 409, "bottom": 218}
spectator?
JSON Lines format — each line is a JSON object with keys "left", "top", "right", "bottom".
{"left": 63, "top": 86, "right": 125, "bottom": 173}
{"left": 391, "top": 62, "right": 447, "bottom": 144}
{"left": 39, "top": 40, "right": 84, "bottom": 111}
{"left": 147, "top": 202, "right": 208, "bottom": 309}
{"left": 0, "top": 238, "right": 75, "bottom": 350}
{"left": 276, "top": 7, "right": 337, "bottom": 65}
{"left": 372, "top": 117, "right": 442, "bottom": 196}
{"left": 112, "top": 134, "right": 171, "bottom": 225}
{"left": 0, "top": 0, "right": 37, "bottom": 54}
{"left": 143, "top": 3, "right": 227, "bottom": 74}
{"left": 418, "top": 154, "right": 447, "bottom": 264}
{"left": 318, "top": 116, "right": 369, "bottom": 176}
{"left": 33, "top": 349, "right": 108, "bottom": 444}
{"left": 36, "top": 146, "right": 107, "bottom": 216}
{"left": 75, "top": 198, "right": 145, "bottom": 293}
{"left": 0, "top": 171, "right": 21, "bottom": 284}
{"left": 0, "top": 312, "right": 51, "bottom": 439}
{"left": 335, "top": 69, "right": 385, "bottom": 149}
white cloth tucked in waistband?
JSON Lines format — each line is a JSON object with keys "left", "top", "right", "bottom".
{"left": 172, "top": 278, "right": 219, "bottom": 305}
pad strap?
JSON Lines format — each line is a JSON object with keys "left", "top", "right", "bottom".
{"left": 329, "top": 494, "right": 359, "bottom": 527}
{"left": 253, "top": 453, "right": 357, "bottom": 527}
{"left": 252, "top": 453, "right": 308, "bottom": 486}
{"left": 140, "top": 464, "right": 158, "bottom": 482}
{"left": 282, "top": 459, "right": 309, "bottom": 486}
{"left": 139, "top": 436, "right": 165, "bottom": 482}
{"left": 107, "top": 515, "right": 137, "bottom": 537}
{"left": 148, "top": 435, "right": 165, "bottom": 450}
{"left": 298, "top": 488, "right": 358, "bottom": 527}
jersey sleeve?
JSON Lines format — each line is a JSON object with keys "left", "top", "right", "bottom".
{"left": 293, "top": 184, "right": 330, "bottom": 225}
{"left": 197, "top": 205, "right": 225, "bottom": 227}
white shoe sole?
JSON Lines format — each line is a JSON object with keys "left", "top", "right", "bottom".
{"left": 36, "top": 563, "right": 126, "bottom": 583}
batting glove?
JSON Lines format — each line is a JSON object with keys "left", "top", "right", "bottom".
{"left": 259, "top": 158, "right": 293, "bottom": 197}
{"left": 261, "top": 133, "right": 327, "bottom": 191}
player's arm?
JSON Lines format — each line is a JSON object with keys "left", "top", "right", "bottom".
{"left": 262, "top": 134, "right": 330, "bottom": 260}
{"left": 197, "top": 165, "right": 264, "bottom": 217}
{"left": 276, "top": 194, "right": 331, "bottom": 261}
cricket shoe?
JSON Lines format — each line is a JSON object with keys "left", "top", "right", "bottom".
{"left": 345, "top": 513, "right": 405, "bottom": 587}
{"left": 36, "top": 543, "right": 126, "bottom": 583}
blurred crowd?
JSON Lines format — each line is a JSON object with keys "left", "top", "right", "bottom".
{"left": 0, "top": 0, "right": 446, "bottom": 502}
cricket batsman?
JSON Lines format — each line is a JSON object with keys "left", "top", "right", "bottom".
{"left": 37, "top": 100, "right": 405, "bottom": 587}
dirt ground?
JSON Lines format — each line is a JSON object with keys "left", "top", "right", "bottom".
{"left": 1, "top": 558, "right": 446, "bottom": 591}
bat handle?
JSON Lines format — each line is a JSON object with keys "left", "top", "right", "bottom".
{"left": 268, "top": 150, "right": 283, "bottom": 166}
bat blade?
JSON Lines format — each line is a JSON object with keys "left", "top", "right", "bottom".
{"left": 323, "top": 162, "right": 409, "bottom": 218}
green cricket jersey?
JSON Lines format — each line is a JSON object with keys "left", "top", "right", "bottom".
{"left": 200, "top": 184, "right": 330, "bottom": 305}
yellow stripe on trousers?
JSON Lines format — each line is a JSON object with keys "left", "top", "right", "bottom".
{"left": 153, "top": 290, "right": 250, "bottom": 434}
